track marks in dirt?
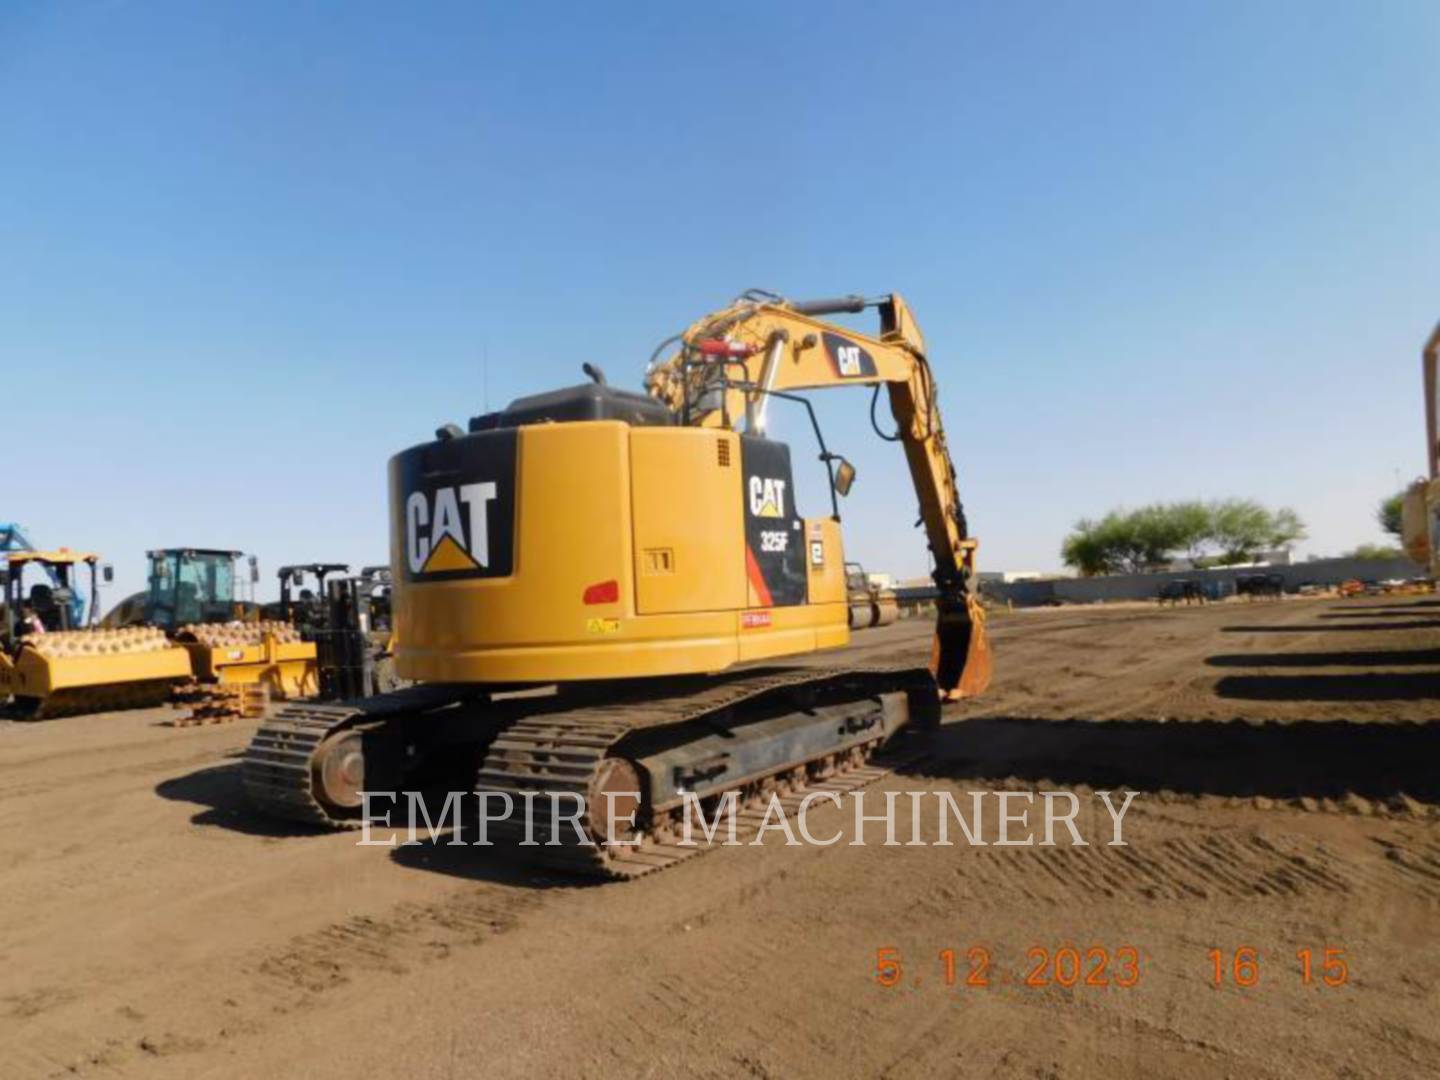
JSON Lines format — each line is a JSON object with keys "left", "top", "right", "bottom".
{"left": 249, "top": 887, "right": 543, "bottom": 997}
{"left": 1374, "top": 835, "right": 1440, "bottom": 897}
{"left": 3, "top": 985, "right": 77, "bottom": 1019}
{"left": 10, "top": 885, "right": 546, "bottom": 1080}
{"left": 0, "top": 746, "right": 241, "bottom": 808}
{"left": 924, "top": 829, "right": 1440, "bottom": 908}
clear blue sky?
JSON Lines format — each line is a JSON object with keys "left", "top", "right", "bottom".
{"left": 3, "top": 1, "right": 1437, "bottom": 607}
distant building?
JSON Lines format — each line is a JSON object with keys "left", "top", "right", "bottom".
{"left": 1167, "top": 549, "right": 1294, "bottom": 572}
{"left": 979, "top": 569, "right": 1069, "bottom": 584}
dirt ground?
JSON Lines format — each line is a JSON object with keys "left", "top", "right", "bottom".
{"left": 2, "top": 595, "right": 1438, "bottom": 1079}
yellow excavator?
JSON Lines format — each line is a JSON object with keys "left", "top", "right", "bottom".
{"left": 243, "top": 291, "right": 991, "bottom": 876}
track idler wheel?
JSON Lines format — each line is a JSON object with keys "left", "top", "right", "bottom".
{"left": 588, "top": 757, "right": 643, "bottom": 846}
{"left": 312, "top": 729, "right": 368, "bottom": 816}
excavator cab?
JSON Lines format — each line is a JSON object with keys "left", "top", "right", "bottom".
{"left": 386, "top": 376, "right": 861, "bottom": 683}
{"left": 383, "top": 292, "right": 992, "bottom": 694}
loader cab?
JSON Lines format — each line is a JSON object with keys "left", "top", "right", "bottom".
{"left": 1, "top": 550, "right": 109, "bottom": 645}
{"left": 144, "top": 548, "right": 254, "bottom": 632}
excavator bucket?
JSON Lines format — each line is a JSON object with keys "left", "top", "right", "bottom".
{"left": 930, "top": 593, "right": 993, "bottom": 701}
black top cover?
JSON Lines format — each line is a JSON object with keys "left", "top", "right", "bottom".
{"left": 469, "top": 383, "right": 674, "bottom": 432}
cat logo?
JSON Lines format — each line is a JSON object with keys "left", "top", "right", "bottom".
{"left": 822, "top": 332, "right": 877, "bottom": 378}
{"left": 406, "top": 483, "right": 497, "bottom": 575}
{"left": 748, "top": 476, "right": 787, "bottom": 519}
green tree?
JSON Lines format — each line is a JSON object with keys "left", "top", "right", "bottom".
{"left": 1061, "top": 499, "right": 1307, "bottom": 574}
{"left": 1269, "top": 506, "right": 1307, "bottom": 548}
{"left": 1209, "top": 499, "right": 1306, "bottom": 564}
{"left": 1097, "top": 510, "right": 1151, "bottom": 573}
{"left": 1167, "top": 500, "right": 1213, "bottom": 561}
{"left": 1348, "top": 542, "right": 1402, "bottom": 560}
{"left": 1378, "top": 491, "right": 1405, "bottom": 539}
{"left": 1060, "top": 518, "right": 1112, "bottom": 576}
{"left": 1061, "top": 506, "right": 1186, "bottom": 575}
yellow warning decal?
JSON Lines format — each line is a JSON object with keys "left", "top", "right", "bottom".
{"left": 422, "top": 534, "right": 480, "bottom": 573}
{"left": 586, "top": 617, "right": 621, "bottom": 635}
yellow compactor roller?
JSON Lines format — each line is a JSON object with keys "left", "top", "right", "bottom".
{"left": 243, "top": 291, "right": 992, "bottom": 877}
{"left": 0, "top": 550, "right": 192, "bottom": 718}
{"left": 134, "top": 549, "right": 318, "bottom": 700}
{"left": 2, "top": 548, "right": 317, "bottom": 719}
{"left": 845, "top": 562, "right": 900, "bottom": 630}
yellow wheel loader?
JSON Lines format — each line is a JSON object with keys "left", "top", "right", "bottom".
{"left": 0, "top": 550, "right": 192, "bottom": 719}
{"left": 243, "top": 291, "right": 992, "bottom": 877}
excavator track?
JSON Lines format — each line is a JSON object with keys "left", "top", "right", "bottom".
{"left": 474, "top": 664, "right": 935, "bottom": 879}
{"left": 241, "top": 684, "right": 474, "bottom": 828}
{"left": 478, "top": 719, "right": 922, "bottom": 880}
{"left": 242, "top": 702, "right": 368, "bottom": 828}
{"left": 242, "top": 664, "right": 936, "bottom": 879}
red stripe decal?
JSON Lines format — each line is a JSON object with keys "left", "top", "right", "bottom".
{"left": 744, "top": 545, "right": 774, "bottom": 608}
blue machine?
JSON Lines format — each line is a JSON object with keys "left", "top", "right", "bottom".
{"left": 0, "top": 522, "right": 88, "bottom": 625}
{"left": 0, "top": 522, "right": 35, "bottom": 554}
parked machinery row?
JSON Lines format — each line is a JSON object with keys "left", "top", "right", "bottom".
{"left": 1, "top": 548, "right": 316, "bottom": 718}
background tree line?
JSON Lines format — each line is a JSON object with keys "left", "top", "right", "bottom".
{"left": 1351, "top": 487, "right": 1424, "bottom": 561}
{"left": 1061, "top": 499, "right": 1306, "bottom": 576}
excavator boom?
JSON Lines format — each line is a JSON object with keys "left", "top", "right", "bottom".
{"left": 645, "top": 291, "right": 992, "bottom": 698}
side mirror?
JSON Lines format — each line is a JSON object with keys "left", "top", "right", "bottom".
{"left": 102, "top": 564, "right": 114, "bottom": 584}
{"left": 834, "top": 459, "right": 857, "bottom": 498}
{"left": 291, "top": 570, "right": 306, "bottom": 587}
{"left": 249, "top": 555, "right": 260, "bottom": 584}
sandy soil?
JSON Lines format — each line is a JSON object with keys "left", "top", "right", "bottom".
{"left": 2, "top": 596, "right": 1437, "bottom": 1079}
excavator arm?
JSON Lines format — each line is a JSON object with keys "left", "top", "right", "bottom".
{"left": 644, "top": 291, "right": 993, "bottom": 699}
